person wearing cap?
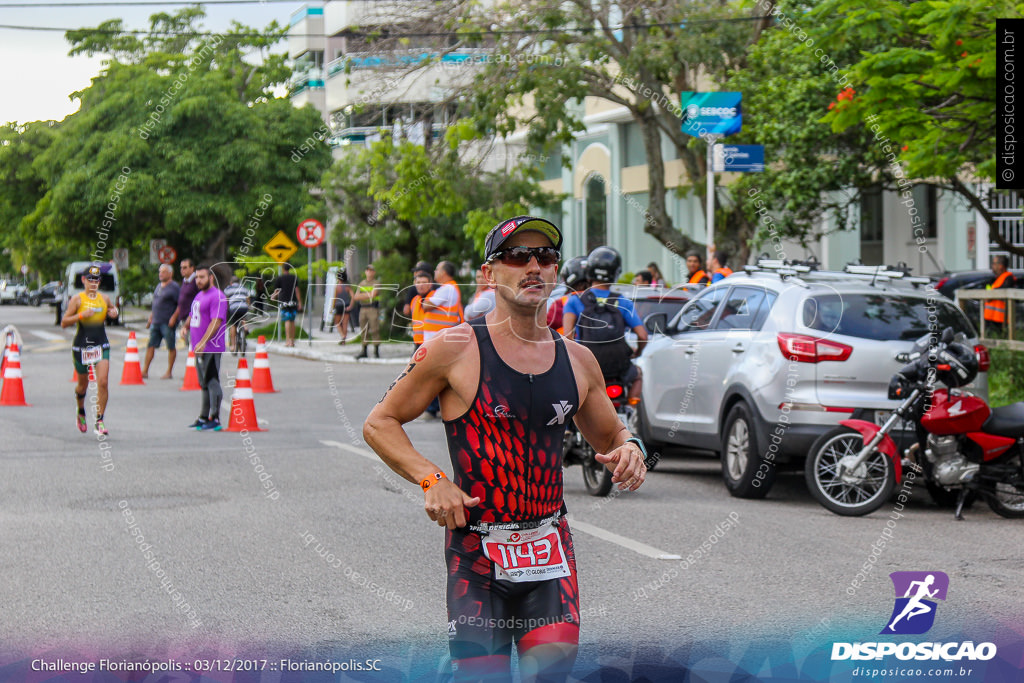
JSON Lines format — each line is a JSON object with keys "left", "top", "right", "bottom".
{"left": 62, "top": 264, "right": 119, "bottom": 436}
{"left": 353, "top": 264, "right": 382, "bottom": 359}
{"left": 364, "top": 216, "right": 648, "bottom": 682}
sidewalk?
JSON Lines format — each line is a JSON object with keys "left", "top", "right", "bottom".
{"left": 120, "top": 305, "right": 413, "bottom": 365}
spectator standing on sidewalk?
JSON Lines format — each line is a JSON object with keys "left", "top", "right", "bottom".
{"left": 354, "top": 264, "right": 382, "bottom": 359}
{"left": 177, "top": 259, "right": 199, "bottom": 347}
{"left": 188, "top": 266, "right": 228, "bottom": 431}
{"left": 409, "top": 271, "right": 433, "bottom": 346}
{"left": 142, "top": 263, "right": 180, "bottom": 379}
{"left": 332, "top": 268, "right": 353, "bottom": 344}
{"left": 271, "top": 263, "right": 303, "bottom": 347}
{"left": 646, "top": 261, "right": 666, "bottom": 286}
{"left": 464, "top": 266, "right": 495, "bottom": 321}
{"left": 420, "top": 261, "right": 464, "bottom": 418}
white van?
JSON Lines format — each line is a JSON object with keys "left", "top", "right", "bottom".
{"left": 60, "top": 261, "right": 122, "bottom": 325}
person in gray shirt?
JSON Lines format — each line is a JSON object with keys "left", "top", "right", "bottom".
{"left": 143, "top": 263, "right": 181, "bottom": 379}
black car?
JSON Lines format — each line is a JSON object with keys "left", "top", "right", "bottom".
{"left": 30, "top": 281, "right": 62, "bottom": 306}
{"left": 934, "top": 269, "right": 1024, "bottom": 329}
{"left": 933, "top": 269, "right": 1024, "bottom": 300}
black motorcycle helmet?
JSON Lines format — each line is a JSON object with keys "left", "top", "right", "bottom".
{"left": 586, "top": 246, "right": 622, "bottom": 283}
{"left": 562, "top": 256, "right": 588, "bottom": 288}
{"left": 935, "top": 341, "right": 978, "bottom": 388}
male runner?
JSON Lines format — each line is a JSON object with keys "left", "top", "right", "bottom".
{"left": 62, "top": 264, "right": 119, "bottom": 435}
{"left": 364, "top": 216, "right": 647, "bottom": 683}
{"left": 188, "top": 266, "right": 228, "bottom": 431}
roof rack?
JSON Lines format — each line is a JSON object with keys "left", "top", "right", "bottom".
{"left": 842, "top": 262, "right": 931, "bottom": 285}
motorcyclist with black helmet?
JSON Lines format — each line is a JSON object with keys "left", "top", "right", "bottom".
{"left": 561, "top": 246, "right": 648, "bottom": 402}
{"left": 547, "top": 256, "right": 589, "bottom": 336}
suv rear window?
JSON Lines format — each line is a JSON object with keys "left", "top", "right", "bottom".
{"left": 802, "top": 293, "right": 976, "bottom": 340}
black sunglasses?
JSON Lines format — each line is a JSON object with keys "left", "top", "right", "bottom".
{"left": 488, "top": 246, "right": 560, "bottom": 267}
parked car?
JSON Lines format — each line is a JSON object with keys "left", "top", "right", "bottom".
{"left": 635, "top": 261, "right": 989, "bottom": 499}
{"left": 933, "top": 268, "right": 1024, "bottom": 331}
{"left": 29, "top": 281, "right": 62, "bottom": 306}
{"left": 59, "top": 262, "right": 122, "bottom": 325}
{"left": 0, "top": 280, "right": 27, "bottom": 305}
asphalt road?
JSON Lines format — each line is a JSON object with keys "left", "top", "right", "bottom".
{"left": 1, "top": 304, "right": 1022, "bottom": 681}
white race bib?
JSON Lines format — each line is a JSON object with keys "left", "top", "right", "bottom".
{"left": 82, "top": 346, "right": 102, "bottom": 365}
{"left": 481, "top": 523, "right": 571, "bottom": 583}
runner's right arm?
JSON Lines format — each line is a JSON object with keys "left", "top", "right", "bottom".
{"left": 60, "top": 296, "right": 81, "bottom": 328}
{"left": 363, "top": 328, "right": 480, "bottom": 528}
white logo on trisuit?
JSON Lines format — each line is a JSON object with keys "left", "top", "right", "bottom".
{"left": 488, "top": 404, "right": 514, "bottom": 419}
{"left": 947, "top": 400, "right": 965, "bottom": 417}
{"left": 546, "top": 400, "right": 573, "bottom": 425}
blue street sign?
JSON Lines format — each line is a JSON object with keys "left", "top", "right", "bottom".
{"left": 680, "top": 92, "right": 742, "bottom": 138}
{"left": 712, "top": 144, "right": 764, "bottom": 173}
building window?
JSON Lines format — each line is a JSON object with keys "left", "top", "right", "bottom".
{"left": 585, "top": 175, "right": 607, "bottom": 253}
{"left": 860, "top": 185, "right": 884, "bottom": 265}
{"left": 911, "top": 184, "right": 938, "bottom": 239}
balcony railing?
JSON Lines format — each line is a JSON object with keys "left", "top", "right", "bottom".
{"left": 326, "top": 48, "right": 492, "bottom": 77}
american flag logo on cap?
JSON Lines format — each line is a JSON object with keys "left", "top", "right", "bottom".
{"left": 500, "top": 221, "right": 518, "bottom": 236}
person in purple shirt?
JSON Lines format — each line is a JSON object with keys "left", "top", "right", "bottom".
{"left": 188, "top": 265, "right": 228, "bottom": 431}
{"left": 176, "top": 259, "right": 199, "bottom": 347}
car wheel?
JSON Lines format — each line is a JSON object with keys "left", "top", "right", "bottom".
{"left": 630, "top": 404, "right": 663, "bottom": 471}
{"left": 721, "top": 402, "right": 774, "bottom": 499}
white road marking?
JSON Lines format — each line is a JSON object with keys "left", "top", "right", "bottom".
{"left": 29, "top": 330, "right": 64, "bottom": 341}
{"left": 320, "top": 439, "right": 377, "bottom": 461}
{"left": 566, "top": 516, "right": 681, "bottom": 560}
{"left": 320, "top": 439, "right": 681, "bottom": 560}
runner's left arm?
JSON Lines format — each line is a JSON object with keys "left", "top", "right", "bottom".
{"left": 104, "top": 294, "right": 119, "bottom": 319}
{"left": 569, "top": 344, "right": 647, "bottom": 491}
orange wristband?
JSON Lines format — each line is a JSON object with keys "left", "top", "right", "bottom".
{"left": 421, "top": 471, "right": 447, "bottom": 492}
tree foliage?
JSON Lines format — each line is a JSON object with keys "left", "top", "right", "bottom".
{"left": 740, "top": 0, "right": 1010, "bottom": 254}
{"left": 322, "top": 132, "right": 558, "bottom": 291}
{"left": 369, "top": 0, "right": 773, "bottom": 261}
{"left": 2, "top": 7, "right": 331, "bottom": 277}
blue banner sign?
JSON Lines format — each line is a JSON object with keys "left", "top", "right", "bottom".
{"left": 680, "top": 92, "right": 742, "bottom": 138}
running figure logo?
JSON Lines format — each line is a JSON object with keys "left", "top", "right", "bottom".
{"left": 881, "top": 571, "right": 949, "bottom": 635}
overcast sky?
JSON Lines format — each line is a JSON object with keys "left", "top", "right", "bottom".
{"left": 0, "top": 1, "right": 307, "bottom": 124}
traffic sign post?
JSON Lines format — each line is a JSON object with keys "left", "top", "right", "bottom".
{"left": 296, "top": 220, "right": 325, "bottom": 347}
{"left": 263, "top": 231, "right": 299, "bottom": 264}
{"left": 712, "top": 144, "right": 764, "bottom": 173}
{"left": 681, "top": 92, "right": 743, "bottom": 260}
{"left": 158, "top": 246, "right": 177, "bottom": 265}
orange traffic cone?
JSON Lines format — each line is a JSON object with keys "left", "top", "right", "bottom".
{"left": 251, "top": 335, "right": 278, "bottom": 393}
{"left": 180, "top": 348, "right": 200, "bottom": 391}
{"left": 120, "top": 331, "right": 145, "bottom": 385}
{"left": 226, "top": 358, "right": 264, "bottom": 432}
{"left": 0, "top": 343, "right": 30, "bottom": 406}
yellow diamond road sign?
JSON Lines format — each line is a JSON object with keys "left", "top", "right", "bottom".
{"left": 263, "top": 230, "right": 299, "bottom": 264}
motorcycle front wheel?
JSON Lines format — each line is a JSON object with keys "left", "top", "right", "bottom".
{"left": 581, "top": 442, "right": 614, "bottom": 496}
{"left": 805, "top": 428, "right": 896, "bottom": 516}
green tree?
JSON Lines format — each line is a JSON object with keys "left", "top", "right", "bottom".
{"left": 0, "top": 121, "right": 61, "bottom": 277}
{"left": 17, "top": 7, "right": 331, "bottom": 270}
{"left": 382, "top": 0, "right": 775, "bottom": 261}
{"left": 322, "top": 131, "right": 557, "bottom": 292}
{"left": 812, "top": 0, "right": 1008, "bottom": 253}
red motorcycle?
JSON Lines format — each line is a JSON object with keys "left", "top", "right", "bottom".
{"left": 805, "top": 328, "right": 1024, "bottom": 518}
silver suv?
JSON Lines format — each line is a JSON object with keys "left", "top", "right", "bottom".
{"left": 635, "top": 262, "right": 990, "bottom": 499}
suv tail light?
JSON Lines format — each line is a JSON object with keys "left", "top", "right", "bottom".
{"left": 975, "top": 344, "right": 990, "bottom": 372}
{"left": 777, "top": 333, "right": 853, "bottom": 363}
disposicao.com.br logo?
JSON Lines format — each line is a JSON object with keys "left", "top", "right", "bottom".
{"left": 832, "top": 571, "right": 997, "bottom": 662}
